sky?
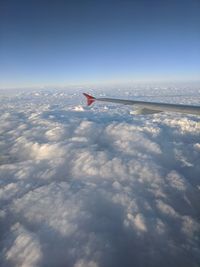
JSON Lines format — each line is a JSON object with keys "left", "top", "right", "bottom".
{"left": 0, "top": 0, "right": 200, "bottom": 88}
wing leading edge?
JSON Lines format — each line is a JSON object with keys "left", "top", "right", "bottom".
{"left": 83, "top": 93, "right": 200, "bottom": 115}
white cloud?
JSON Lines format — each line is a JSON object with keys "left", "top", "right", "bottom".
{"left": 4, "top": 223, "right": 42, "bottom": 267}
{"left": 165, "top": 171, "right": 187, "bottom": 191}
{"left": 74, "top": 259, "right": 98, "bottom": 267}
{"left": 156, "top": 199, "right": 178, "bottom": 218}
{"left": 0, "top": 87, "right": 200, "bottom": 267}
{"left": 125, "top": 213, "right": 147, "bottom": 232}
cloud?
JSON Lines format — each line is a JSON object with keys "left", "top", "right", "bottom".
{"left": 0, "top": 87, "right": 200, "bottom": 267}
{"left": 4, "top": 223, "right": 42, "bottom": 267}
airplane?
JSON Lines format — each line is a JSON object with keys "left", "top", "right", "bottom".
{"left": 83, "top": 93, "right": 200, "bottom": 115}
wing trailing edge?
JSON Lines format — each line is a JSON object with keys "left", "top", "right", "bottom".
{"left": 83, "top": 93, "right": 200, "bottom": 115}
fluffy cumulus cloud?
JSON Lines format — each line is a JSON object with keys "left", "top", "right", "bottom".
{"left": 0, "top": 86, "right": 200, "bottom": 267}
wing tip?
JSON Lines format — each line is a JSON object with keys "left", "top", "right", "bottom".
{"left": 83, "top": 93, "right": 96, "bottom": 106}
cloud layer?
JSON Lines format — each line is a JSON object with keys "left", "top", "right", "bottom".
{"left": 0, "top": 87, "right": 200, "bottom": 267}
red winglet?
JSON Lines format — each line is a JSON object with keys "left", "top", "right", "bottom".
{"left": 83, "top": 93, "right": 96, "bottom": 106}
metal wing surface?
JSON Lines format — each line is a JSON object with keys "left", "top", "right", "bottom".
{"left": 83, "top": 93, "right": 200, "bottom": 115}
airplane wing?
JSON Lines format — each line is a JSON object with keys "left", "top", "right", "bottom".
{"left": 83, "top": 93, "right": 200, "bottom": 115}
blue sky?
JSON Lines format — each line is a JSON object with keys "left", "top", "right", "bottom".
{"left": 0, "top": 0, "right": 200, "bottom": 88}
